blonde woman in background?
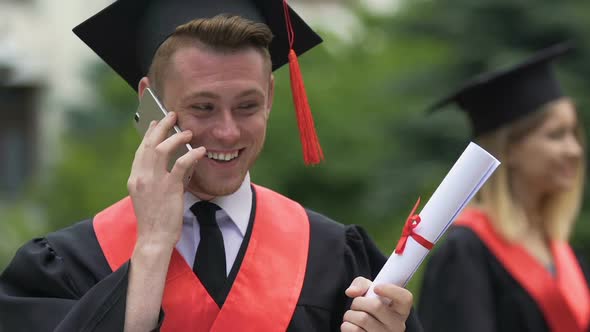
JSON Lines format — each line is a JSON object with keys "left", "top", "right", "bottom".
{"left": 419, "top": 42, "right": 590, "bottom": 332}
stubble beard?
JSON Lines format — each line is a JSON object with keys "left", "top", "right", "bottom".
{"left": 186, "top": 169, "right": 246, "bottom": 198}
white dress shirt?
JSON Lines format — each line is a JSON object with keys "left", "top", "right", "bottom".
{"left": 176, "top": 173, "right": 252, "bottom": 276}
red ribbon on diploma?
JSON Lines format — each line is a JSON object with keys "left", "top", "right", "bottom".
{"left": 395, "top": 197, "right": 434, "bottom": 254}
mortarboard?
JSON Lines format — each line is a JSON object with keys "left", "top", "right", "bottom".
{"left": 430, "top": 42, "right": 572, "bottom": 137}
{"left": 73, "top": 0, "right": 324, "bottom": 164}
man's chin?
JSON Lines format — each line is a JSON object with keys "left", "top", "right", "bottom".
{"left": 187, "top": 177, "right": 245, "bottom": 198}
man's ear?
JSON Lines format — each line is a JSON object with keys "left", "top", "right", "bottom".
{"left": 138, "top": 77, "right": 151, "bottom": 100}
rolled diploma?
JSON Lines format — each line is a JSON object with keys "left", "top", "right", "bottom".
{"left": 365, "top": 142, "right": 500, "bottom": 299}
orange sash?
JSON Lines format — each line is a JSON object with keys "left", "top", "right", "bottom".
{"left": 455, "top": 208, "right": 590, "bottom": 332}
{"left": 93, "top": 184, "right": 310, "bottom": 331}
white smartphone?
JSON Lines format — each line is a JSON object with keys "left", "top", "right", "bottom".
{"left": 134, "top": 87, "right": 193, "bottom": 182}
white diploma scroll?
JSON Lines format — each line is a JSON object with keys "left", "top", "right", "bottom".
{"left": 365, "top": 142, "right": 500, "bottom": 299}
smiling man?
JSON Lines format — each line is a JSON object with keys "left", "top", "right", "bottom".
{"left": 0, "top": 1, "right": 423, "bottom": 331}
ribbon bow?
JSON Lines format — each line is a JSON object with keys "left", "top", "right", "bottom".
{"left": 394, "top": 197, "right": 434, "bottom": 254}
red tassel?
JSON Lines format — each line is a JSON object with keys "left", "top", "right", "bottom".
{"left": 288, "top": 49, "right": 324, "bottom": 165}
{"left": 283, "top": 0, "right": 323, "bottom": 165}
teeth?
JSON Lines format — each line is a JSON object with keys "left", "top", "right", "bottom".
{"left": 207, "top": 150, "right": 239, "bottom": 161}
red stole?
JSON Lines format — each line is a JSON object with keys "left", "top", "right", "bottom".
{"left": 93, "top": 184, "right": 310, "bottom": 331}
{"left": 455, "top": 208, "right": 590, "bottom": 332}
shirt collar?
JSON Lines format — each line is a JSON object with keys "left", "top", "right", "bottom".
{"left": 183, "top": 173, "right": 252, "bottom": 236}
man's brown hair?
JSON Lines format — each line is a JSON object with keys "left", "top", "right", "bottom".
{"left": 148, "top": 14, "right": 273, "bottom": 96}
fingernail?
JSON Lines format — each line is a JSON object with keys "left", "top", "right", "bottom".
{"left": 168, "top": 112, "right": 175, "bottom": 118}
{"left": 346, "top": 285, "right": 358, "bottom": 292}
{"left": 351, "top": 279, "right": 362, "bottom": 288}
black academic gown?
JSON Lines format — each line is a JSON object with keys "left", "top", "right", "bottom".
{"left": 0, "top": 203, "right": 422, "bottom": 331}
{"left": 418, "top": 225, "right": 590, "bottom": 332}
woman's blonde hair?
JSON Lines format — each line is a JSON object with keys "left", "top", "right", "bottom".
{"left": 473, "top": 98, "right": 585, "bottom": 241}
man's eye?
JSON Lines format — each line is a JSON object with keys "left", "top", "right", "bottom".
{"left": 192, "top": 104, "right": 214, "bottom": 111}
{"left": 238, "top": 103, "right": 257, "bottom": 109}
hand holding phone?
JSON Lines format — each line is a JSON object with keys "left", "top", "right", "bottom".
{"left": 134, "top": 88, "right": 194, "bottom": 183}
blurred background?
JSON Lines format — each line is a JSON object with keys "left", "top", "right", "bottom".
{"left": 1, "top": 0, "right": 590, "bottom": 299}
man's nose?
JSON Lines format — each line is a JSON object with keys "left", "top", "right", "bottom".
{"left": 212, "top": 109, "right": 240, "bottom": 143}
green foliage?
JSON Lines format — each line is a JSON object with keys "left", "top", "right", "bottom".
{"left": 0, "top": 66, "right": 139, "bottom": 266}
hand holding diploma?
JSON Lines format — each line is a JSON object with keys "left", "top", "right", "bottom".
{"left": 343, "top": 277, "right": 413, "bottom": 332}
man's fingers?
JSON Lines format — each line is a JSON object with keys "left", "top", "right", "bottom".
{"left": 345, "top": 283, "right": 413, "bottom": 330}
{"left": 170, "top": 146, "right": 206, "bottom": 181}
{"left": 374, "top": 284, "right": 413, "bottom": 317}
{"left": 144, "top": 112, "right": 178, "bottom": 147}
{"left": 345, "top": 277, "right": 372, "bottom": 298}
{"left": 350, "top": 296, "right": 403, "bottom": 328}
{"left": 143, "top": 120, "right": 157, "bottom": 139}
{"left": 154, "top": 130, "right": 193, "bottom": 164}
{"left": 134, "top": 128, "right": 191, "bottom": 177}
{"left": 342, "top": 309, "right": 383, "bottom": 332}
{"left": 340, "top": 321, "right": 366, "bottom": 332}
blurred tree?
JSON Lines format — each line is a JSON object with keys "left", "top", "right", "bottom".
{"left": 0, "top": 65, "right": 139, "bottom": 265}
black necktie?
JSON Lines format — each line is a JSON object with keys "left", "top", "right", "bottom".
{"left": 191, "top": 201, "right": 226, "bottom": 305}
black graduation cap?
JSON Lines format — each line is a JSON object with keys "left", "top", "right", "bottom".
{"left": 73, "top": 0, "right": 322, "bottom": 91}
{"left": 430, "top": 42, "right": 573, "bottom": 137}
{"left": 73, "top": 0, "right": 325, "bottom": 165}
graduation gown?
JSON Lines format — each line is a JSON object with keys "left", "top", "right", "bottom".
{"left": 419, "top": 208, "right": 590, "bottom": 332}
{"left": 0, "top": 186, "right": 422, "bottom": 332}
